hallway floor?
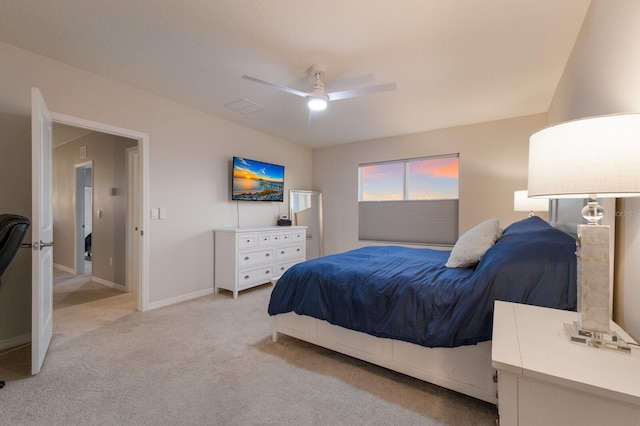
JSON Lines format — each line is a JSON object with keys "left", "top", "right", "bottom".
{"left": 52, "top": 268, "right": 137, "bottom": 346}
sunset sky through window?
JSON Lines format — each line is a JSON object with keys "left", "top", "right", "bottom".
{"left": 361, "top": 156, "right": 458, "bottom": 201}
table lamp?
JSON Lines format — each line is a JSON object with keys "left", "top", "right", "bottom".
{"left": 513, "top": 190, "right": 549, "bottom": 217}
{"left": 528, "top": 113, "right": 640, "bottom": 352}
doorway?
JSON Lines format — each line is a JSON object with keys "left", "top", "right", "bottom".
{"left": 51, "top": 113, "right": 149, "bottom": 312}
{"left": 30, "top": 90, "right": 149, "bottom": 376}
{"left": 54, "top": 129, "right": 136, "bottom": 295}
{"left": 74, "top": 162, "right": 93, "bottom": 275}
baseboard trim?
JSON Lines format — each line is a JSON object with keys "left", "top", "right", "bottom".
{"left": 112, "top": 283, "right": 127, "bottom": 292}
{"left": 91, "top": 276, "right": 121, "bottom": 290}
{"left": 0, "top": 333, "right": 30, "bottom": 352}
{"left": 146, "top": 288, "right": 214, "bottom": 311}
{"left": 53, "top": 263, "right": 75, "bottom": 274}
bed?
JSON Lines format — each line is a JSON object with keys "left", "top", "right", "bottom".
{"left": 268, "top": 216, "right": 577, "bottom": 404}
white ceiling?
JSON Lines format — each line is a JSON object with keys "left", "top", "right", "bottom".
{"left": 0, "top": 0, "right": 591, "bottom": 148}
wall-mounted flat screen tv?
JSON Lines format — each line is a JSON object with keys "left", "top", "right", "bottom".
{"left": 232, "top": 157, "right": 284, "bottom": 202}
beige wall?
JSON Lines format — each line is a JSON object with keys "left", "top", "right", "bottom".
{"left": 313, "top": 114, "right": 547, "bottom": 255}
{"left": 0, "top": 113, "right": 32, "bottom": 344}
{"left": 0, "top": 41, "right": 312, "bottom": 345}
{"left": 53, "top": 132, "right": 137, "bottom": 285}
{"left": 547, "top": 0, "right": 640, "bottom": 340}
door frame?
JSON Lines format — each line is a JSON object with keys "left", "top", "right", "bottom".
{"left": 74, "top": 161, "right": 93, "bottom": 275}
{"left": 51, "top": 112, "right": 150, "bottom": 312}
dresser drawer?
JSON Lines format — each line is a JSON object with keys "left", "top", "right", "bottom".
{"left": 238, "top": 265, "right": 273, "bottom": 289}
{"left": 259, "top": 232, "right": 292, "bottom": 245}
{"left": 277, "top": 232, "right": 293, "bottom": 244}
{"left": 237, "top": 233, "right": 258, "bottom": 249}
{"left": 257, "top": 234, "right": 271, "bottom": 245}
{"left": 275, "top": 259, "right": 302, "bottom": 277}
{"left": 238, "top": 248, "right": 274, "bottom": 267}
{"left": 277, "top": 244, "right": 304, "bottom": 261}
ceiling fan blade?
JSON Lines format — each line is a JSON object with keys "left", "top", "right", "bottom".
{"left": 242, "top": 75, "right": 309, "bottom": 98}
{"left": 327, "top": 82, "right": 397, "bottom": 101}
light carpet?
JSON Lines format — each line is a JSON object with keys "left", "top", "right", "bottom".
{"left": 0, "top": 275, "right": 498, "bottom": 425}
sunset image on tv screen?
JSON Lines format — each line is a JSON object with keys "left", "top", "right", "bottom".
{"left": 232, "top": 157, "right": 284, "bottom": 202}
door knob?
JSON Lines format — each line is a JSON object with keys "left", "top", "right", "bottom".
{"left": 32, "top": 241, "right": 54, "bottom": 250}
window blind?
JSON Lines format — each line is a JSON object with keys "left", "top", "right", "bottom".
{"left": 358, "top": 199, "right": 459, "bottom": 245}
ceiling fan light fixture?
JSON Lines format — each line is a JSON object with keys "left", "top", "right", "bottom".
{"left": 307, "top": 95, "right": 328, "bottom": 111}
{"left": 243, "top": 64, "right": 396, "bottom": 117}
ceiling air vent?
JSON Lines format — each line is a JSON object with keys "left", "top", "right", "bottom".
{"left": 224, "top": 98, "right": 265, "bottom": 114}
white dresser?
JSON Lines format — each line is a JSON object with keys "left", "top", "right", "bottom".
{"left": 214, "top": 226, "right": 306, "bottom": 298}
{"left": 492, "top": 301, "right": 640, "bottom": 426}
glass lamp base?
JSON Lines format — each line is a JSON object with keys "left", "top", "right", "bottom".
{"left": 564, "top": 322, "right": 631, "bottom": 353}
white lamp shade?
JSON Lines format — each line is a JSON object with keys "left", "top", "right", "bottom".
{"left": 528, "top": 113, "right": 640, "bottom": 199}
{"left": 514, "top": 190, "right": 549, "bottom": 212}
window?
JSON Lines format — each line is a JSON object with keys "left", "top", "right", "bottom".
{"left": 358, "top": 154, "right": 459, "bottom": 245}
{"left": 360, "top": 162, "right": 405, "bottom": 201}
{"left": 359, "top": 155, "right": 459, "bottom": 201}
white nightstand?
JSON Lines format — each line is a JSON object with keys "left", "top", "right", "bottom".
{"left": 492, "top": 301, "right": 640, "bottom": 426}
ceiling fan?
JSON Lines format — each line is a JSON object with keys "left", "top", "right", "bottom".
{"left": 242, "top": 64, "right": 397, "bottom": 112}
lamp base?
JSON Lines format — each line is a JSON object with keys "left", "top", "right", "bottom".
{"left": 564, "top": 321, "right": 631, "bottom": 353}
{"left": 576, "top": 224, "right": 611, "bottom": 333}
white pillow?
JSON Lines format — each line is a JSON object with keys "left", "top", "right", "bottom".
{"left": 445, "top": 218, "right": 500, "bottom": 268}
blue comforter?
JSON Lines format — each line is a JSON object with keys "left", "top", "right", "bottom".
{"left": 268, "top": 216, "right": 577, "bottom": 348}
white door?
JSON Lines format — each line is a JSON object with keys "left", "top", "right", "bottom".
{"left": 84, "top": 186, "right": 92, "bottom": 238}
{"left": 126, "top": 147, "right": 140, "bottom": 293}
{"left": 31, "top": 88, "right": 54, "bottom": 375}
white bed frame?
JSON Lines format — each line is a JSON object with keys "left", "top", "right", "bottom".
{"left": 272, "top": 312, "right": 497, "bottom": 404}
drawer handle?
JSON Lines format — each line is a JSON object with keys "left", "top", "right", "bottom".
{"left": 244, "top": 256, "right": 250, "bottom": 261}
{"left": 296, "top": 248, "right": 300, "bottom": 252}
{"left": 280, "top": 266, "right": 285, "bottom": 271}
{"left": 281, "top": 250, "right": 285, "bottom": 254}
{"left": 265, "top": 253, "right": 270, "bottom": 257}
{"left": 244, "top": 275, "right": 250, "bottom": 279}
{"left": 265, "top": 270, "right": 270, "bottom": 274}
{"left": 246, "top": 239, "right": 250, "bottom": 243}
